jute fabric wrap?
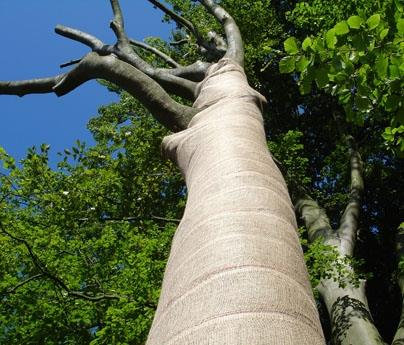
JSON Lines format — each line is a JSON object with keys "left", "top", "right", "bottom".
{"left": 146, "top": 59, "right": 325, "bottom": 344}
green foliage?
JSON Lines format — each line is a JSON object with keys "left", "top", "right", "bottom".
{"left": 298, "top": 227, "right": 368, "bottom": 290}
{"left": 286, "top": 0, "right": 390, "bottom": 34}
{"left": 268, "top": 130, "right": 311, "bottom": 190}
{"left": 281, "top": 3, "right": 404, "bottom": 153}
{"left": 0, "top": 93, "right": 185, "bottom": 344}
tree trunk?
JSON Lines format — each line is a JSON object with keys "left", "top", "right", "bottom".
{"left": 146, "top": 59, "right": 325, "bottom": 344}
{"left": 296, "top": 193, "right": 385, "bottom": 345}
{"left": 318, "top": 273, "right": 385, "bottom": 345}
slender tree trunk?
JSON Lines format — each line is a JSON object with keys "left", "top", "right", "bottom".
{"left": 296, "top": 143, "right": 386, "bottom": 345}
{"left": 146, "top": 59, "right": 325, "bottom": 344}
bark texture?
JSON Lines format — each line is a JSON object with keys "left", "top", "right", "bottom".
{"left": 146, "top": 59, "right": 325, "bottom": 344}
{"left": 296, "top": 148, "right": 385, "bottom": 345}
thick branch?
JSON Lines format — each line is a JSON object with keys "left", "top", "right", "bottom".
{"left": 0, "top": 53, "right": 197, "bottom": 131}
{"left": 295, "top": 195, "right": 334, "bottom": 243}
{"left": 55, "top": 21, "right": 196, "bottom": 99}
{"left": 130, "top": 39, "right": 180, "bottom": 68}
{"left": 110, "top": 48, "right": 197, "bottom": 99}
{"left": 161, "top": 60, "right": 211, "bottom": 82}
{"left": 337, "top": 144, "right": 364, "bottom": 256}
{"left": 81, "top": 53, "right": 197, "bottom": 130}
{"left": 199, "top": 0, "right": 244, "bottom": 66}
{"left": 55, "top": 25, "right": 104, "bottom": 51}
{"left": 0, "top": 76, "right": 65, "bottom": 97}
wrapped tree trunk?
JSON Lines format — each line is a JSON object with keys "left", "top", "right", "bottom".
{"left": 146, "top": 59, "right": 324, "bottom": 344}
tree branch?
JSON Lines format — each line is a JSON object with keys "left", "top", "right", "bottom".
{"left": 60, "top": 58, "right": 82, "bottom": 68}
{"left": 0, "top": 220, "right": 123, "bottom": 302}
{"left": 67, "top": 291, "right": 121, "bottom": 301}
{"left": 295, "top": 195, "right": 334, "bottom": 243}
{"left": 109, "top": 0, "right": 129, "bottom": 46}
{"left": 129, "top": 39, "right": 180, "bottom": 68}
{"left": 1, "top": 273, "right": 44, "bottom": 295}
{"left": 161, "top": 60, "right": 211, "bottom": 82}
{"left": 0, "top": 75, "right": 65, "bottom": 97}
{"left": 110, "top": 48, "right": 197, "bottom": 100}
{"left": 148, "top": 0, "right": 204, "bottom": 47}
{"left": 0, "top": 52, "right": 197, "bottom": 131}
{"left": 199, "top": 0, "right": 244, "bottom": 66}
{"left": 55, "top": 25, "right": 105, "bottom": 51}
{"left": 54, "top": 7, "right": 198, "bottom": 99}
{"left": 337, "top": 139, "right": 364, "bottom": 255}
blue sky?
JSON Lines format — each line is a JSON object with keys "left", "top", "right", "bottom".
{"left": 0, "top": 0, "right": 173, "bottom": 164}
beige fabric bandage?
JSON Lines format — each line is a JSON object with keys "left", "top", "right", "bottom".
{"left": 147, "top": 59, "right": 325, "bottom": 345}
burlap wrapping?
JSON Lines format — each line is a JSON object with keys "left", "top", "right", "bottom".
{"left": 146, "top": 59, "right": 325, "bottom": 344}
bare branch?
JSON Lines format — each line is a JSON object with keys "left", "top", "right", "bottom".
{"left": 55, "top": 20, "right": 196, "bottom": 98}
{"left": 336, "top": 139, "right": 364, "bottom": 255}
{"left": 85, "top": 53, "right": 197, "bottom": 130}
{"left": 147, "top": 0, "right": 224, "bottom": 59}
{"left": 60, "top": 58, "right": 82, "bottom": 69}
{"left": 129, "top": 39, "right": 180, "bottom": 68}
{"left": 55, "top": 25, "right": 104, "bottom": 51}
{"left": 111, "top": 48, "right": 197, "bottom": 99}
{"left": 161, "top": 60, "right": 211, "bottom": 82}
{"left": 0, "top": 53, "right": 197, "bottom": 130}
{"left": 0, "top": 75, "right": 65, "bottom": 97}
{"left": 148, "top": 0, "right": 203, "bottom": 45}
{"left": 199, "top": 0, "right": 244, "bottom": 66}
{"left": 109, "top": 0, "right": 129, "bottom": 45}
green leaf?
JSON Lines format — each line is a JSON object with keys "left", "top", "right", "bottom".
{"left": 366, "top": 14, "right": 381, "bottom": 30}
{"left": 315, "top": 67, "right": 329, "bottom": 88}
{"left": 375, "top": 55, "right": 389, "bottom": 78}
{"left": 279, "top": 56, "right": 296, "bottom": 73}
{"left": 384, "top": 95, "right": 400, "bottom": 111}
{"left": 284, "top": 37, "right": 299, "bottom": 55}
{"left": 302, "top": 37, "right": 312, "bottom": 51}
{"left": 355, "top": 95, "right": 371, "bottom": 111}
{"left": 347, "top": 16, "right": 363, "bottom": 29}
{"left": 351, "top": 33, "right": 367, "bottom": 53}
{"left": 397, "top": 18, "right": 404, "bottom": 35}
{"left": 389, "top": 64, "right": 400, "bottom": 79}
{"left": 326, "top": 29, "right": 337, "bottom": 49}
{"left": 296, "top": 56, "right": 310, "bottom": 72}
{"left": 379, "top": 28, "right": 389, "bottom": 40}
{"left": 299, "top": 78, "right": 313, "bottom": 95}
{"left": 334, "top": 21, "right": 350, "bottom": 35}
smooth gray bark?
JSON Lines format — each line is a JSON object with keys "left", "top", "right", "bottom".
{"left": 296, "top": 147, "right": 385, "bottom": 345}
